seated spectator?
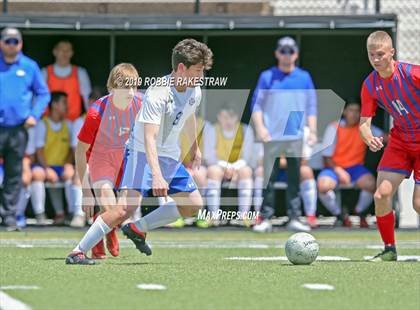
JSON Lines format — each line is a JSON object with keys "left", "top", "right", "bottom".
{"left": 317, "top": 101, "right": 386, "bottom": 227}
{"left": 31, "top": 92, "right": 74, "bottom": 225}
{"left": 43, "top": 40, "right": 92, "bottom": 121}
{"left": 205, "top": 103, "right": 254, "bottom": 226}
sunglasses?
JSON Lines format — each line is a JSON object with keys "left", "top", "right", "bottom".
{"left": 278, "top": 47, "right": 296, "bottom": 55}
{"left": 3, "top": 38, "right": 20, "bottom": 45}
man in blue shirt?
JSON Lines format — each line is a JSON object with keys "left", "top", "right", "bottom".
{"left": 0, "top": 27, "right": 50, "bottom": 231}
{"left": 251, "top": 37, "right": 317, "bottom": 232}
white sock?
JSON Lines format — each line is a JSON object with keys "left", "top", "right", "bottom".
{"left": 319, "top": 190, "right": 341, "bottom": 216}
{"left": 238, "top": 179, "right": 253, "bottom": 216}
{"left": 300, "top": 179, "right": 317, "bottom": 216}
{"left": 64, "top": 180, "right": 73, "bottom": 212}
{"left": 48, "top": 188, "right": 64, "bottom": 214}
{"left": 16, "top": 186, "right": 30, "bottom": 216}
{"left": 253, "top": 176, "right": 263, "bottom": 212}
{"left": 355, "top": 190, "right": 374, "bottom": 214}
{"left": 206, "top": 179, "right": 221, "bottom": 216}
{"left": 71, "top": 184, "right": 84, "bottom": 216}
{"left": 30, "top": 181, "right": 45, "bottom": 215}
{"left": 73, "top": 216, "right": 111, "bottom": 253}
{"left": 134, "top": 197, "right": 181, "bottom": 232}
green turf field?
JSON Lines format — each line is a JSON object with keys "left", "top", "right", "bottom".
{"left": 1, "top": 228, "right": 419, "bottom": 310}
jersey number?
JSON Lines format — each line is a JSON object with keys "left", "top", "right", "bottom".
{"left": 391, "top": 99, "right": 409, "bottom": 116}
{"left": 173, "top": 111, "right": 183, "bottom": 126}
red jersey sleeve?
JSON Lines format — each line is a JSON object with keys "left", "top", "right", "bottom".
{"left": 409, "top": 64, "right": 420, "bottom": 88}
{"left": 77, "top": 107, "right": 101, "bottom": 145}
{"left": 360, "top": 80, "right": 378, "bottom": 117}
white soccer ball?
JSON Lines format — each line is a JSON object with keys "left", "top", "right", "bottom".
{"left": 285, "top": 232, "right": 319, "bottom": 265}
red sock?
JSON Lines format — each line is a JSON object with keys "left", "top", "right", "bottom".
{"left": 376, "top": 211, "right": 395, "bottom": 246}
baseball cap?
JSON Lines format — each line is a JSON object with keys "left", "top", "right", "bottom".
{"left": 276, "top": 36, "right": 298, "bottom": 53}
{"left": 1, "top": 27, "right": 22, "bottom": 42}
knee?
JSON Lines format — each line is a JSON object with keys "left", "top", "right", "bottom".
{"left": 207, "top": 165, "right": 223, "bottom": 180}
{"left": 111, "top": 206, "right": 129, "bottom": 224}
{"left": 255, "top": 166, "right": 263, "bottom": 178}
{"left": 300, "top": 165, "right": 314, "bottom": 181}
{"left": 359, "top": 175, "right": 376, "bottom": 193}
{"left": 62, "top": 164, "right": 75, "bottom": 181}
{"left": 317, "top": 178, "right": 333, "bottom": 194}
{"left": 32, "top": 168, "right": 46, "bottom": 181}
{"left": 374, "top": 183, "right": 393, "bottom": 203}
{"left": 238, "top": 166, "right": 252, "bottom": 179}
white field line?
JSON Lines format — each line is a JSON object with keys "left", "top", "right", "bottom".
{"left": 0, "top": 291, "right": 32, "bottom": 310}
{"left": 225, "top": 256, "right": 350, "bottom": 261}
{"left": 302, "top": 284, "right": 335, "bottom": 291}
{"left": 137, "top": 284, "right": 167, "bottom": 290}
{"left": 0, "top": 286, "right": 39, "bottom": 290}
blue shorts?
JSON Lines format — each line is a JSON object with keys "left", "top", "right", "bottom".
{"left": 118, "top": 149, "right": 197, "bottom": 197}
{"left": 318, "top": 164, "right": 371, "bottom": 186}
{"left": 32, "top": 164, "right": 64, "bottom": 178}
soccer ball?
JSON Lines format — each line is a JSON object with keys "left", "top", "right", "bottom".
{"left": 285, "top": 232, "right": 319, "bottom": 265}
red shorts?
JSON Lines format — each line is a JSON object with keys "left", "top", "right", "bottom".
{"left": 378, "top": 136, "right": 420, "bottom": 184}
{"left": 88, "top": 149, "right": 124, "bottom": 185}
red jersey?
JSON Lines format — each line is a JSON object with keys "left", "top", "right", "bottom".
{"left": 78, "top": 93, "right": 142, "bottom": 160}
{"left": 361, "top": 61, "right": 420, "bottom": 150}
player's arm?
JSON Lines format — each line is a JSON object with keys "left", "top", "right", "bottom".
{"left": 359, "top": 81, "right": 384, "bottom": 152}
{"left": 144, "top": 123, "right": 169, "bottom": 197}
{"left": 359, "top": 117, "right": 384, "bottom": 152}
{"left": 184, "top": 113, "right": 202, "bottom": 170}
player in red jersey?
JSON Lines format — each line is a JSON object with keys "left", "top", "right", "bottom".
{"left": 360, "top": 31, "right": 420, "bottom": 261}
{"left": 75, "top": 63, "right": 141, "bottom": 259}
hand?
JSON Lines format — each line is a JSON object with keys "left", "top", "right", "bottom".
{"left": 308, "top": 131, "right": 318, "bottom": 145}
{"left": 82, "top": 189, "right": 95, "bottom": 219}
{"left": 256, "top": 125, "right": 272, "bottom": 143}
{"left": 334, "top": 166, "right": 351, "bottom": 185}
{"left": 24, "top": 116, "right": 37, "bottom": 129}
{"left": 152, "top": 174, "right": 169, "bottom": 197}
{"left": 191, "top": 147, "right": 202, "bottom": 171}
{"left": 367, "top": 136, "right": 384, "bottom": 152}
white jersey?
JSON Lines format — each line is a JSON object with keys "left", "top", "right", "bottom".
{"left": 128, "top": 75, "right": 202, "bottom": 161}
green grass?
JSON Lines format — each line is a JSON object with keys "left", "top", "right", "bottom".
{"left": 0, "top": 229, "right": 419, "bottom": 310}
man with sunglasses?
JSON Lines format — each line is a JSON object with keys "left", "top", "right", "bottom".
{"left": 0, "top": 27, "right": 50, "bottom": 231}
{"left": 251, "top": 37, "right": 317, "bottom": 233}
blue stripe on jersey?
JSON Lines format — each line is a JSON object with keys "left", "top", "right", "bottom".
{"left": 121, "top": 110, "right": 126, "bottom": 146}
{"left": 365, "top": 75, "right": 385, "bottom": 109}
{"left": 373, "top": 72, "right": 393, "bottom": 113}
{"left": 92, "top": 97, "right": 107, "bottom": 117}
{"left": 105, "top": 104, "right": 112, "bottom": 149}
{"left": 403, "top": 64, "right": 420, "bottom": 98}
{"left": 397, "top": 65, "right": 420, "bottom": 115}
{"left": 379, "top": 77, "right": 412, "bottom": 141}
{"left": 392, "top": 73, "right": 420, "bottom": 127}
{"left": 113, "top": 109, "right": 119, "bottom": 148}
{"left": 387, "top": 78, "right": 416, "bottom": 141}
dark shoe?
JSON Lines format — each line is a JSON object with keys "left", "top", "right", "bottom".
{"left": 65, "top": 251, "right": 97, "bottom": 265}
{"left": 121, "top": 223, "right": 152, "bottom": 256}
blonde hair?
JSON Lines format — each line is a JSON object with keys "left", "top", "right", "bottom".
{"left": 106, "top": 63, "right": 139, "bottom": 92}
{"left": 366, "top": 31, "right": 393, "bottom": 49}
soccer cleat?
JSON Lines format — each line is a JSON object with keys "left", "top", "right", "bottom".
{"left": 343, "top": 216, "right": 352, "bottom": 228}
{"left": 121, "top": 223, "right": 152, "bottom": 256}
{"left": 253, "top": 219, "right": 272, "bottom": 233}
{"left": 91, "top": 239, "right": 106, "bottom": 259}
{"left": 70, "top": 214, "right": 86, "bottom": 228}
{"left": 196, "top": 219, "right": 209, "bottom": 228}
{"left": 65, "top": 251, "right": 96, "bottom": 265}
{"left": 306, "top": 215, "right": 318, "bottom": 228}
{"left": 369, "top": 247, "right": 397, "bottom": 262}
{"left": 106, "top": 228, "right": 120, "bottom": 257}
{"left": 287, "top": 219, "right": 311, "bottom": 232}
{"left": 53, "top": 213, "right": 66, "bottom": 226}
{"left": 359, "top": 216, "right": 369, "bottom": 228}
{"left": 167, "top": 218, "right": 185, "bottom": 228}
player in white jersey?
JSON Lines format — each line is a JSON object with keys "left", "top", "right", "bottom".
{"left": 66, "top": 39, "right": 213, "bottom": 264}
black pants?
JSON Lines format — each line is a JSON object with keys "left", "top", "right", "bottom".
{"left": 260, "top": 141, "right": 302, "bottom": 220}
{"left": 0, "top": 125, "right": 28, "bottom": 225}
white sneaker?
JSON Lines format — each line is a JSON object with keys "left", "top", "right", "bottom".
{"left": 287, "top": 219, "right": 311, "bottom": 232}
{"left": 69, "top": 214, "right": 86, "bottom": 228}
{"left": 253, "top": 220, "right": 272, "bottom": 233}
